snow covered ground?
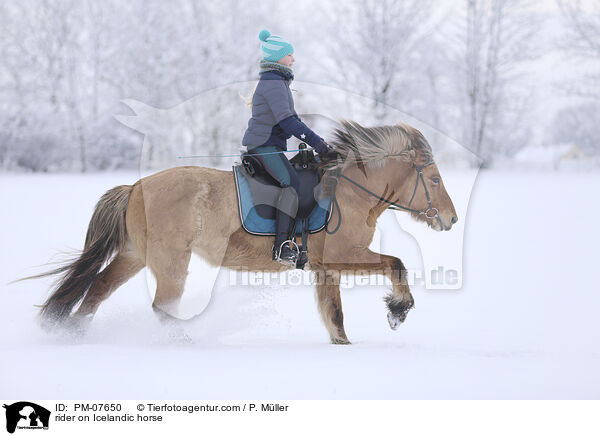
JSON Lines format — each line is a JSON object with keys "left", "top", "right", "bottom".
{"left": 1, "top": 169, "right": 599, "bottom": 399}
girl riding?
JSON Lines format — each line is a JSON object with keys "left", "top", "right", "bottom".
{"left": 242, "top": 29, "right": 331, "bottom": 266}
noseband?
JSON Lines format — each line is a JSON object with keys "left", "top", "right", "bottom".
{"left": 325, "top": 161, "right": 439, "bottom": 234}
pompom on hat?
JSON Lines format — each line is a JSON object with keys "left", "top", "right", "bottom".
{"left": 259, "top": 29, "right": 294, "bottom": 62}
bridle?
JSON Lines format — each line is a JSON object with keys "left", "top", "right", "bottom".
{"left": 325, "top": 161, "right": 439, "bottom": 234}
{"left": 342, "top": 161, "right": 438, "bottom": 218}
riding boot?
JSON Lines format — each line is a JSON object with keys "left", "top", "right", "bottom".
{"left": 272, "top": 187, "right": 299, "bottom": 266}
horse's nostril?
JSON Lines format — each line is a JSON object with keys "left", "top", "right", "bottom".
{"left": 451, "top": 216, "right": 458, "bottom": 224}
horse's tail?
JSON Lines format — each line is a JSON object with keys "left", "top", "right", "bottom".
{"left": 15, "top": 184, "right": 133, "bottom": 326}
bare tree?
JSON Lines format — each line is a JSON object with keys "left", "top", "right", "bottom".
{"left": 552, "top": 102, "right": 600, "bottom": 156}
{"left": 446, "top": 0, "right": 539, "bottom": 166}
{"left": 322, "top": 0, "right": 435, "bottom": 122}
{"left": 557, "top": 0, "right": 600, "bottom": 100}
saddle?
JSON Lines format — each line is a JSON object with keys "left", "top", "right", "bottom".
{"left": 233, "top": 143, "right": 331, "bottom": 269}
{"left": 241, "top": 145, "right": 322, "bottom": 220}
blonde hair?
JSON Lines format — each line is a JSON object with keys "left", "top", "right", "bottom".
{"left": 239, "top": 83, "right": 258, "bottom": 108}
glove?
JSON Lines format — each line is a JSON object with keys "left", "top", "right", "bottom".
{"left": 319, "top": 149, "right": 340, "bottom": 162}
{"left": 313, "top": 140, "right": 331, "bottom": 155}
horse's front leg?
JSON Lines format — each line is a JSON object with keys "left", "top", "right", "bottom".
{"left": 323, "top": 248, "right": 414, "bottom": 331}
{"left": 314, "top": 270, "right": 350, "bottom": 344}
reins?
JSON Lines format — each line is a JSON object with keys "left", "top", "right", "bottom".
{"left": 325, "top": 161, "right": 439, "bottom": 234}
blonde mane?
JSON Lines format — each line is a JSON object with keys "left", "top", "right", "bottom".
{"left": 327, "top": 120, "right": 433, "bottom": 170}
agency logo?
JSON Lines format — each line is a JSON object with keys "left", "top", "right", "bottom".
{"left": 116, "top": 81, "right": 480, "bottom": 319}
{"left": 3, "top": 402, "right": 50, "bottom": 434}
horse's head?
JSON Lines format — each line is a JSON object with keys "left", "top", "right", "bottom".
{"left": 402, "top": 157, "right": 458, "bottom": 231}
{"left": 326, "top": 120, "right": 457, "bottom": 231}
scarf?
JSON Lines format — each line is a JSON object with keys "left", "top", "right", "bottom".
{"left": 259, "top": 59, "right": 294, "bottom": 81}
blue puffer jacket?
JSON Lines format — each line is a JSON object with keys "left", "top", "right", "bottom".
{"left": 242, "top": 69, "right": 324, "bottom": 152}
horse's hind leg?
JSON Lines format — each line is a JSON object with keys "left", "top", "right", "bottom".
{"left": 149, "top": 245, "right": 191, "bottom": 313}
{"left": 147, "top": 245, "right": 193, "bottom": 343}
{"left": 315, "top": 270, "right": 350, "bottom": 345}
{"left": 70, "top": 249, "right": 145, "bottom": 330}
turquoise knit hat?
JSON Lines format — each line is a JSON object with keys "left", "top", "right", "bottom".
{"left": 259, "top": 29, "right": 294, "bottom": 61}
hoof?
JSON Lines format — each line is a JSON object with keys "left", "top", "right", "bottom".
{"left": 331, "top": 337, "right": 351, "bottom": 345}
{"left": 387, "top": 311, "right": 404, "bottom": 330}
{"left": 64, "top": 314, "right": 93, "bottom": 336}
{"left": 384, "top": 294, "right": 414, "bottom": 330}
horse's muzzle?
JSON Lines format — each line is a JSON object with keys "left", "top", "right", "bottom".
{"left": 439, "top": 214, "right": 458, "bottom": 231}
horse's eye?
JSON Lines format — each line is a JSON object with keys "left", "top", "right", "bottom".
{"left": 432, "top": 177, "right": 440, "bottom": 184}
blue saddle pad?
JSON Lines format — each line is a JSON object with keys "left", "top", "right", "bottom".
{"left": 233, "top": 165, "right": 331, "bottom": 236}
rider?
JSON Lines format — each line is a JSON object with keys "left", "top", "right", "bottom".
{"left": 242, "top": 29, "right": 331, "bottom": 266}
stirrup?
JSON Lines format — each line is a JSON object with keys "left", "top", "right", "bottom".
{"left": 274, "top": 239, "right": 300, "bottom": 264}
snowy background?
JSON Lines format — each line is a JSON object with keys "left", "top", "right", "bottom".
{"left": 1, "top": 0, "right": 599, "bottom": 171}
{"left": 1, "top": 170, "right": 599, "bottom": 399}
{"left": 1, "top": 0, "right": 599, "bottom": 399}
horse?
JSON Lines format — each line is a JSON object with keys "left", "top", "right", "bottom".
{"left": 19, "top": 120, "right": 457, "bottom": 344}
